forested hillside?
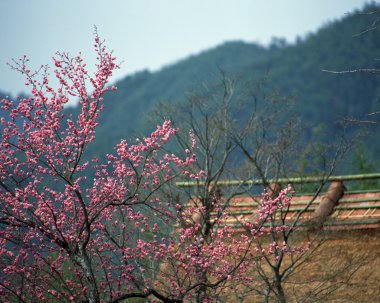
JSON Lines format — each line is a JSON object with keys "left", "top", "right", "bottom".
{"left": 2, "top": 3, "right": 379, "bottom": 166}
{"left": 91, "top": 3, "right": 379, "bottom": 160}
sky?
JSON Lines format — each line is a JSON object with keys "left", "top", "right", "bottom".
{"left": 0, "top": 0, "right": 371, "bottom": 96}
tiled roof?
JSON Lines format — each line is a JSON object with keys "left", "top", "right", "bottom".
{"left": 220, "top": 190, "right": 380, "bottom": 231}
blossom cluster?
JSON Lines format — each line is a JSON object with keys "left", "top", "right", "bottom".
{"left": 0, "top": 33, "right": 304, "bottom": 303}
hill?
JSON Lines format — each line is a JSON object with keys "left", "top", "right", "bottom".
{"left": 2, "top": 3, "right": 380, "bottom": 168}
{"left": 84, "top": 3, "right": 379, "bottom": 161}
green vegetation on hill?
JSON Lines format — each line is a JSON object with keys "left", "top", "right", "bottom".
{"left": 2, "top": 3, "right": 379, "bottom": 171}
{"left": 92, "top": 4, "right": 378, "bottom": 159}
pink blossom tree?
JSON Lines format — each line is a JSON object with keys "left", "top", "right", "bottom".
{"left": 0, "top": 31, "right": 296, "bottom": 303}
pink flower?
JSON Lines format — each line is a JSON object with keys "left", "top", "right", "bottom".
{"left": 53, "top": 58, "right": 61, "bottom": 67}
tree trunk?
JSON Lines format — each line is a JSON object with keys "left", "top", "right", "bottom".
{"left": 78, "top": 247, "right": 100, "bottom": 303}
{"left": 274, "top": 275, "right": 286, "bottom": 303}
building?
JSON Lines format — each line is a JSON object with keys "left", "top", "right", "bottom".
{"left": 179, "top": 173, "right": 380, "bottom": 302}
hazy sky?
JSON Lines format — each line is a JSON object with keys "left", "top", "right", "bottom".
{"left": 0, "top": 0, "right": 370, "bottom": 96}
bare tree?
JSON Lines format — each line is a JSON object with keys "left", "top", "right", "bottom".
{"left": 323, "top": 3, "right": 380, "bottom": 125}
{"left": 150, "top": 72, "right": 351, "bottom": 302}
